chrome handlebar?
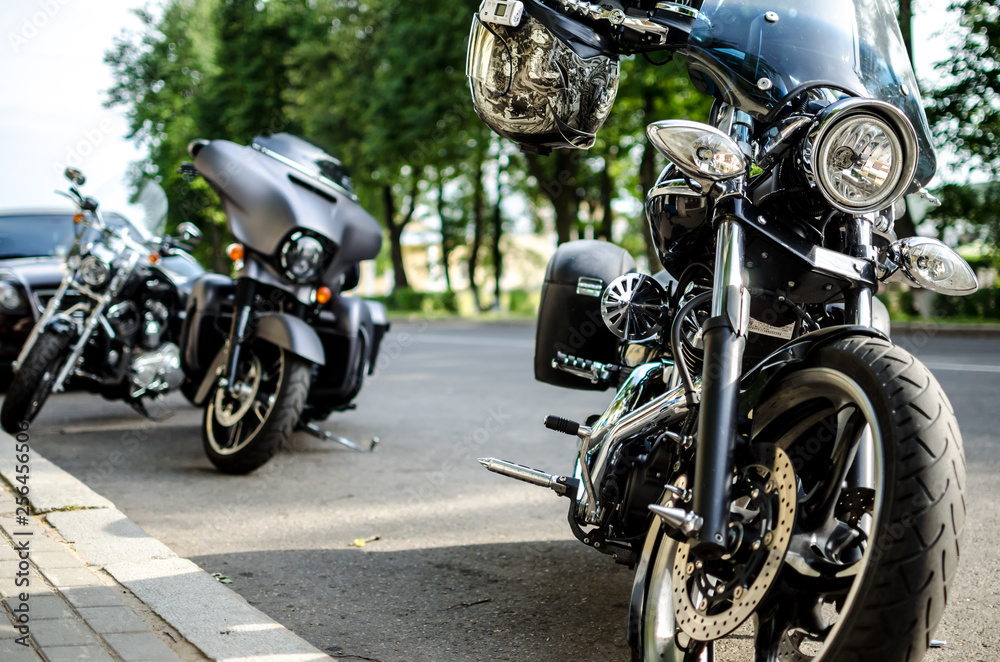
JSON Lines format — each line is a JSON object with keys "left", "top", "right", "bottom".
{"left": 551, "top": 0, "right": 680, "bottom": 43}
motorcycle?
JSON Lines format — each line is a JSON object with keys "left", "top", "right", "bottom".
{"left": 468, "top": 1, "right": 978, "bottom": 660}
{"left": 179, "top": 132, "right": 389, "bottom": 474}
{"left": 1, "top": 168, "right": 203, "bottom": 433}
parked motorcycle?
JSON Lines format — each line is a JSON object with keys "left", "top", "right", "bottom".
{"left": 179, "top": 133, "right": 389, "bottom": 474}
{"left": 0, "top": 168, "right": 203, "bottom": 433}
{"left": 469, "top": 1, "right": 977, "bottom": 660}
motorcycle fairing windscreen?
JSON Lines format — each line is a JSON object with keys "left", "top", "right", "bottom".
{"left": 685, "top": 0, "right": 935, "bottom": 184}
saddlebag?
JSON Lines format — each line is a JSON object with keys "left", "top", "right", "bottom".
{"left": 534, "top": 240, "right": 636, "bottom": 391}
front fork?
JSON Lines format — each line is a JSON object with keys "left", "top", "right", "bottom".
{"left": 692, "top": 215, "right": 877, "bottom": 552}
{"left": 692, "top": 218, "right": 748, "bottom": 551}
{"left": 221, "top": 277, "right": 256, "bottom": 394}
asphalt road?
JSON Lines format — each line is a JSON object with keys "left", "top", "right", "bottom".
{"left": 8, "top": 321, "right": 1000, "bottom": 662}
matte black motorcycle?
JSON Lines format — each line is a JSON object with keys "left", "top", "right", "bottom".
{"left": 180, "top": 133, "right": 388, "bottom": 474}
{"left": 1, "top": 168, "right": 203, "bottom": 433}
{"left": 469, "top": 1, "right": 977, "bottom": 660}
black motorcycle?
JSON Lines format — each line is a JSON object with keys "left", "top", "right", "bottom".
{"left": 469, "top": 1, "right": 978, "bottom": 660}
{"left": 1, "top": 168, "right": 203, "bottom": 433}
{"left": 180, "top": 133, "right": 388, "bottom": 474}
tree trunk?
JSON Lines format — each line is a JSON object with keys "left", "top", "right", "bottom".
{"left": 491, "top": 160, "right": 503, "bottom": 310}
{"left": 209, "top": 222, "right": 227, "bottom": 274}
{"left": 437, "top": 173, "right": 452, "bottom": 290}
{"left": 382, "top": 185, "right": 408, "bottom": 292}
{"left": 599, "top": 156, "right": 614, "bottom": 242}
{"left": 468, "top": 159, "right": 485, "bottom": 311}
{"left": 527, "top": 151, "right": 580, "bottom": 245}
{"left": 383, "top": 181, "right": 419, "bottom": 292}
{"left": 639, "top": 91, "right": 661, "bottom": 270}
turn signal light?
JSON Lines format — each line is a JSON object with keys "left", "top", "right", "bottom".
{"left": 316, "top": 286, "right": 332, "bottom": 304}
{"left": 149, "top": 252, "right": 160, "bottom": 264}
{"left": 73, "top": 212, "right": 84, "bottom": 224}
{"left": 226, "top": 243, "right": 245, "bottom": 262}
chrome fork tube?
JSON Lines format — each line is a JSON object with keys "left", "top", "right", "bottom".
{"left": 844, "top": 216, "right": 875, "bottom": 327}
{"left": 14, "top": 276, "right": 72, "bottom": 370}
{"left": 693, "top": 218, "right": 748, "bottom": 551}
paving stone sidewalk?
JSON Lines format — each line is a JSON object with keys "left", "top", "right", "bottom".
{"left": 0, "top": 430, "right": 332, "bottom": 662}
{"left": 0, "top": 488, "right": 186, "bottom": 661}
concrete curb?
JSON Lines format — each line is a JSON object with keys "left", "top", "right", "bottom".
{"left": 0, "top": 430, "right": 332, "bottom": 661}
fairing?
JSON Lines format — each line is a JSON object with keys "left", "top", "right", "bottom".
{"left": 686, "top": 0, "right": 936, "bottom": 184}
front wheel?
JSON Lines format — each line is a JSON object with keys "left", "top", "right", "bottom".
{"left": 1, "top": 332, "right": 72, "bottom": 433}
{"left": 633, "top": 335, "right": 965, "bottom": 662}
{"left": 203, "top": 342, "right": 311, "bottom": 474}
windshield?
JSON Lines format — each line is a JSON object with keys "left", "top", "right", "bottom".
{"left": 120, "top": 180, "right": 168, "bottom": 239}
{"left": 0, "top": 212, "right": 131, "bottom": 260}
{"left": 686, "top": 0, "right": 936, "bottom": 184}
{"left": 252, "top": 133, "right": 357, "bottom": 198}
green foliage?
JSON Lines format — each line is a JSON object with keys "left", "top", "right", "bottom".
{"left": 927, "top": 182, "right": 1000, "bottom": 256}
{"left": 927, "top": 0, "right": 1000, "bottom": 176}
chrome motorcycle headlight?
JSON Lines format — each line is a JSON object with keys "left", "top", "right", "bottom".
{"left": 886, "top": 237, "right": 979, "bottom": 295}
{"left": 647, "top": 120, "right": 747, "bottom": 184}
{"left": 79, "top": 256, "right": 111, "bottom": 288}
{"left": 280, "top": 232, "right": 328, "bottom": 283}
{"left": 803, "top": 99, "right": 918, "bottom": 214}
{"left": 0, "top": 281, "right": 23, "bottom": 311}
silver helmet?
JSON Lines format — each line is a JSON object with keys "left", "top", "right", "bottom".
{"left": 466, "top": 2, "right": 620, "bottom": 153}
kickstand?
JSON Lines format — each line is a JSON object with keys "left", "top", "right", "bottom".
{"left": 128, "top": 398, "right": 173, "bottom": 423}
{"left": 299, "top": 421, "right": 378, "bottom": 452}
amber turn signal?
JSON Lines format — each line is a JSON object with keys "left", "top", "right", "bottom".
{"left": 148, "top": 252, "right": 160, "bottom": 264}
{"left": 316, "top": 286, "right": 332, "bottom": 304}
{"left": 73, "top": 212, "right": 84, "bottom": 224}
{"left": 226, "top": 243, "right": 245, "bottom": 262}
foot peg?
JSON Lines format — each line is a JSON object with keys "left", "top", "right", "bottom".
{"left": 543, "top": 415, "right": 591, "bottom": 440}
{"left": 478, "top": 458, "right": 578, "bottom": 497}
{"left": 300, "top": 421, "right": 378, "bottom": 452}
{"left": 649, "top": 504, "right": 703, "bottom": 536}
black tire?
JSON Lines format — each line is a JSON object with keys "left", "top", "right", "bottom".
{"left": 1, "top": 332, "right": 72, "bottom": 433}
{"left": 633, "top": 335, "right": 965, "bottom": 662}
{"left": 202, "top": 342, "right": 311, "bottom": 474}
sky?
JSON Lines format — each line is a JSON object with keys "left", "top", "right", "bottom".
{"left": 0, "top": 0, "right": 968, "bottom": 222}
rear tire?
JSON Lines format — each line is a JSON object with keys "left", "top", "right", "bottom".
{"left": 202, "top": 342, "right": 311, "bottom": 474}
{"left": 1, "top": 332, "right": 72, "bottom": 433}
{"left": 632, "top": 335, "right": 965, "bottom": 661}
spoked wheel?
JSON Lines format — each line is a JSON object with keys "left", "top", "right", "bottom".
{"left": 1, "top": 332, "right": 72, "bottom": 433}
{"left": 632, "top": 336, "right": 965, "bottom": 662}
{"left": 203, "top": 341, "right": 311, "bottom": 474}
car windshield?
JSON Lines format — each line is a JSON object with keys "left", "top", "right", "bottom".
{"left": 687, "top": 0, "right": 935, "bottom": 184}
{"left": 0, "top": 213, "right": 133, "bottom": 260}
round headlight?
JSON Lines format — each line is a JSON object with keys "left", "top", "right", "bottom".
{"left": 804, "top": 99, "right": 918, "bottom": 214}
{"left": 79, "top": 256, "right": 111, "bottom": 288}
{"left": 280, "top": 232, "right": 327, "bottom": 283}
{"left": 0, "top": 281, "right": 22, "bottom": 311}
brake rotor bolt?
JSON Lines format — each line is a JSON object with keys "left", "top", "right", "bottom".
{"left": 697, "top": 601, "right": 708, "bottom": 612}
{"left": 752, "top": 540, "right": 761, "bottom": 551}
{"left": 695, "top": 560, "right": 704, "bottom": 570}
{"left": 686, "top": 563, "right": 696, "bottom": 575}
{"left": 763, "top": 532, "right": 774, "bottom": 546}
{"left": 750, "top": 488, "right": 760, "bottom": 500}
{"left": 765, "top": 480, "right": 776, "bottom": 493}
{"left": 673, "top": 461, "right": 682, "bottom": 472}
{"left": 734, "top": 586, "right": 745, "bottom": 600}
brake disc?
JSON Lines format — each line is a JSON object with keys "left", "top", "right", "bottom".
{"left": 672, "top": 444, "right": 797, "bottom": 641}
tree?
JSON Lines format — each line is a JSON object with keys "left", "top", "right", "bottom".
{"left": 926, "top": 0, "right": 1000, "bottom": 176}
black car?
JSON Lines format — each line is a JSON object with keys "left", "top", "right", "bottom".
{"left": 0, "top": 210, "right": 204, "bottom": 383}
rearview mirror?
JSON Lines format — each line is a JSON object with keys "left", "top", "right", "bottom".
{"left": 177, "top": 222, "right": 202, "bottom": 245}
{"left": 64, "top": 168, "right": 86, "bottom": 186}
